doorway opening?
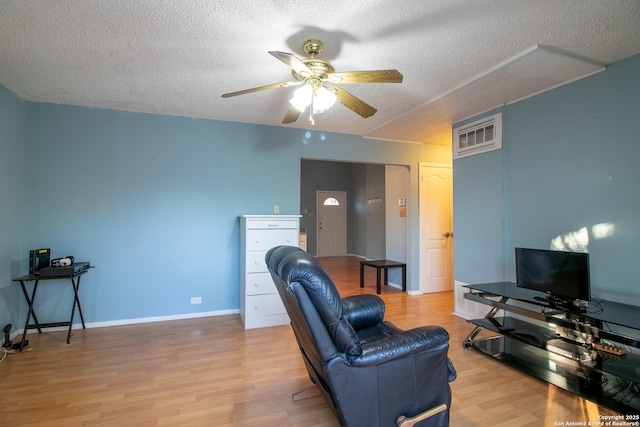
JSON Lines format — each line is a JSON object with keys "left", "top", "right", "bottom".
{"left": 299, "top": 159, "right": 408, "bottom": 262}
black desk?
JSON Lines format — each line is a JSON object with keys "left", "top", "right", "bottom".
{"left": 359, "top": 260, "right": 406, "bottom": 294}
{"left": 13, "top": 265, "right": 91, "bottom": 350}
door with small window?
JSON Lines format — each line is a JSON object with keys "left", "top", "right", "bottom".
{"left": 316, "top": 191, "right": 347, "bottom": 257}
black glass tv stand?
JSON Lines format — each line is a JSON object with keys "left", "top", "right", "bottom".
{"left": 463, "top": 282, "right": 640, "bottom": 415}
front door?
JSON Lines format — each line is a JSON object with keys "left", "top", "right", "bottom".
{"left": 419, "top": 165, "right": 453, "bottom": 293}
{"left": 316, "top": 191, "right": 347, "bottom": 257}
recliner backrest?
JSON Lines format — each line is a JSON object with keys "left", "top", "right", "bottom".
{"left": 267, "top": 246, "right": 362, "bottom": 356}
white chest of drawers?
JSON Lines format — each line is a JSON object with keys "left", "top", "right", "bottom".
{"left": 239, "top": 215, "right": 300, "bottom": 329}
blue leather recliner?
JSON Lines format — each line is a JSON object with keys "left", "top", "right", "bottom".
{"left": 265, "top": 245, "right": 456, "bottom": 427}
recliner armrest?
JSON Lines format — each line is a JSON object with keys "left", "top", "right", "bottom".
{"left": 341, "top": 295, "right": 385, "bottom": 330}
{"left": 350, "top": 325, "right": 450, "bottom": 367}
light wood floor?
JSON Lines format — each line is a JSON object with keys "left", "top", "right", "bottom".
{"left": 0, "top": 256, "right": 617, "bottom": 426}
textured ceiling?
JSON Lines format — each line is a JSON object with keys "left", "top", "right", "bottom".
{"left": 1, "top": 0, "right": 639, "bottom": 145}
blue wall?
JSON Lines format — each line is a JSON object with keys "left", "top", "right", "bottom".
{"left": 4, "top": 101, "right": 448, "bottom": 326}
{"left": 0, "top": 86, "right": 24, "bottom": 333}
{"left": 453, "top": 53, "right": 640, "bottom": 305}
{"left": 453, "top": 140, "right": 505, "bottom": 283}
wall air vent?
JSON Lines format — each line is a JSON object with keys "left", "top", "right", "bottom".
{"left": 453, "top": 112, "right": 502, "bottom": 159}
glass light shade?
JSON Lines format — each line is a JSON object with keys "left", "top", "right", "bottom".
{"left": 312, "top": 86, "right": 336, "bottom": 114}
{"left": 289, "top": 84, "right": 337, "bottom": 114}
{"left": 290, "top": 85, "right": 312, "bottom": 112}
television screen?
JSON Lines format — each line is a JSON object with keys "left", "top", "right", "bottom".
{"left": 515, "top": 247, "right": 590, "bottom": 302}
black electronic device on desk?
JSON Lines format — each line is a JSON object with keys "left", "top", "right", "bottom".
{"left": 29, "top": 248, "right": 50, "bottom": 274}
{"left": 39, "top": 262, "right": 90, "bottom": 278}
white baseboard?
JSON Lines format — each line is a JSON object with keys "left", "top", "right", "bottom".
{"left": 87, "top": 308, "right": 240, "bottom": 329}
{"left": 13, "top": 308, "right": 240, "bottom": 336}
{"left": 346, "top": 253, "right": 367, "bottom": 259}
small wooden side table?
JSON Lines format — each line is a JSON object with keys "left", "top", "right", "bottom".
{"left": 359, "top": 260, "right": 406, "bottom": 294}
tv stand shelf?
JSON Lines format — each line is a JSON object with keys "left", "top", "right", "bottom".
{"left": 467, "top": 316, "right": 554, "bottom": 348}
{"left": 463, "top": 282, "right": 640, "bottom": 414}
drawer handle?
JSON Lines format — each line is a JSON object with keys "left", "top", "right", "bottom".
{"left": 267, "top": 224, "right": 278, "bottom": 227}
{"left": 254, "top": 239, "right": 260, "bottom": 243}
{"left": 254, "top": 305, "right": 260, "bottom": 310}
{"left": 254, "top": 283, "right": 260, "bottom": 287}
{"left": 254, "top": 261, "right": 260, "bottom": 265}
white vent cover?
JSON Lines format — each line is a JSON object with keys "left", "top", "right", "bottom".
{"left": 453, "top": 113, "right": 502, "bottom": 159}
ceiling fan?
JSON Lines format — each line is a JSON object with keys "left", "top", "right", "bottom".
{"left": 221, "top": 39, "right": 403, "bottom": 125}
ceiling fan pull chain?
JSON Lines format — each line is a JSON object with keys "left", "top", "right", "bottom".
{"left": 309, "top": 91, "right": 315, "bottom": 125}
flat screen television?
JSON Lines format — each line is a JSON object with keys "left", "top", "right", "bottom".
{"left": 515, "top": 247, "right": 591, "bottom": 305}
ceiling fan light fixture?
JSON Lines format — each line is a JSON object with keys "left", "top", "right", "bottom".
{"left": 290, "top": 84, "right": 336, "bottom": 115}
{"left": 312, "top": 86, "right": 336, "bottom": 114}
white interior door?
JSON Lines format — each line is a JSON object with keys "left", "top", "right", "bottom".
{"left": 317, "top": 191, "right": 347, "bottom": 257}
{"left": 419, "top": 165, "right": 453, "bottom": 293}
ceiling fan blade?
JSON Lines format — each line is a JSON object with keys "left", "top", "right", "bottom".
{"left": 282, "top": 107, "right": 301, "bottom": 124}
{"left": 333, "top": 86, "right": 377, "bottom": 118}
{"left": 327, "top": 69, "right": 403, "bottom": 84}
{"left": 221, "top": 81, "right": 302, "bottom": 98}
{"left": 268, "top": 51, "right": 311, "bottom": 76}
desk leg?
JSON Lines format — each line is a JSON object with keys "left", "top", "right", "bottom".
{"left": 66, "top": 275, "right": 86, "bottom": 344}
{"left": 359, "top": 262, "right": 365, "bottom": 288}
{"left": 19, "top": 281, "right": 42, "bottom": 332}
{"left": 376, "top": 268, "right": 382, "bottom": 294}
{"left": 19, "top": 280, "right": 40, "bottom": 351}
{"left": 384, "top": 268, "right": 389, "bottom": 288}
{"left": 73, "top": 275, "right": 86, "bottom": 328}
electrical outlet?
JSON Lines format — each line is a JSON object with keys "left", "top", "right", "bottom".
{"left": 274, "top": 205, "right": 280, "bottom": 214}
{"left": 190, "top": 297, "right": 202, "bottom": 304}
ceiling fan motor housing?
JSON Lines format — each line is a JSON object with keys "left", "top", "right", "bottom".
{"left": 290, "top": 40, "right": 335, "bottom": 81}
{"left": 293, "top": 59, "right": 335, "bottom": 81}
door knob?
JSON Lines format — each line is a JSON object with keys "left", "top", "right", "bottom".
{"left": 442, "top": 232, "right": 452, "bottom": 238}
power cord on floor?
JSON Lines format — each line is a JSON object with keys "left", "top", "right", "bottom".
{"left": 1, "top": 344, "right": 34, "bottom": 363}
{"left": 0, "top": 346, "right": 7, "bottom": 363}
{"left": 2, "top": 324, "right": 34, "bottom": 359}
